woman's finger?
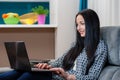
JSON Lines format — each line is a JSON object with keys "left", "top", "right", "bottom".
{"left": 34, "top": 63, "right": 52, "bottom": 70}
{"left": 47, "top": 65, "right": 52, "bottom": 69}
{"left": 41, "top": 63, "right": 48, "bottom": 69}
{"left": 35, "top": 63, "right": 42, "bottom": 68}
{"left": 49, "top": 68, "right": 61, "bottom": 74}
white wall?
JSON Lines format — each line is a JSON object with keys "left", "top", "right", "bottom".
{"left": 88, "top": 0, "right": 120, "bottom": 27}
{"left": 55, "top": 0, "right": 79, "bottom": 58}
{"left": 55, "top": 0, "right": 120, "bottom": 58}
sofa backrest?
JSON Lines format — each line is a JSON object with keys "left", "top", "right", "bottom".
{"left": 100, "top": 26, "right": 120, "bottom": 66}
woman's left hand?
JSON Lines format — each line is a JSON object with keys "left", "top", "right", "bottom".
{"left": 49, "top": 67, "right": 69, "bottom": 79}
{"left": 49, "top": 68, "right": 76, "bottom": 80}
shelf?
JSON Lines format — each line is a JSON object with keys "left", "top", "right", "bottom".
{"left": 0, "top": 24, "right": 57, "bottom": 28}
{"left": 0, "top": 0, "right": 49, "bottom": 2}
{"left": 0, "top": 0, "right": 57, "bottom": 25}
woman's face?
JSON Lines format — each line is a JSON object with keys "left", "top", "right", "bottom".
{"left": 76, "top": 14, "right": 85, "bottom": 37}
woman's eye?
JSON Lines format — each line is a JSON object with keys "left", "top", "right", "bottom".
{"left": 81, "top": 22, "right": 85, "bottom": 25}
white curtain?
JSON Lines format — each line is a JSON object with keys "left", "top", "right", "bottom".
{"left": 88, "top": 0, "right": 120, "bottom": 27}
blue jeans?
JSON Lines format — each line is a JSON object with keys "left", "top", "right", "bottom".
{"left": 0, "top": 70, "right": 52, "bottom": 80}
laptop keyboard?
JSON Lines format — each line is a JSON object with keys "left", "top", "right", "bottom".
{"left": 30, "top": 59, "right": 50, "bottom": 68}
{"left": 31, "top": 67, "right": 51, "bottom": 72}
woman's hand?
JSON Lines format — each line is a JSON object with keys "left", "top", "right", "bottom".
{"left": 49, "top": 67, "right": 68, "bottom": 78}
{"left": 35, "top": 64, "right": 76, "bottom": 80}
{"left": 49, "top": 68, "right": 76, "bottom": 80}
{"left": 34, "top": 63, "right": 52, "bottom": 69}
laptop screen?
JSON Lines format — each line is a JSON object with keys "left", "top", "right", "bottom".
{"left": 4, "top": 41, "right": 31, "bottom": 71}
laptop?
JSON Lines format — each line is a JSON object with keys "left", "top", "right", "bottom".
{"left": 4, "top": 41, "right": 51, "bottom": 72}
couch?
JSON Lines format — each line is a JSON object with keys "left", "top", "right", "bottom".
{"left": 0, "top": 26, "right": 120, "bottom": 80}
{"left": 98, "top": 26, "right": 120, "bottom": 80}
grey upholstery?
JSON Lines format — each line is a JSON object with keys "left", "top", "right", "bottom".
{"left": 98, "top": 26, "right": 120, "bottom": 80}
{"left": 0, "top": 67, "right": 12, "bottom": 73}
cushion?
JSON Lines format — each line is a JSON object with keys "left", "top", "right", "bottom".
{"left": 98, "top": 66, "right": 120, "bottom": 80}
{"left": 100, "top": 27, "right": 120, "bottom": 65}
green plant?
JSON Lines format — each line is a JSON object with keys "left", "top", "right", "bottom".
{"left": 31, "top": 5, "right": 49, "bottom": 15}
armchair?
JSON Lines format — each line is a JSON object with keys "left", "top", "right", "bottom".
{"left": 98, "top": 26, "right": 120, "bottom": 80}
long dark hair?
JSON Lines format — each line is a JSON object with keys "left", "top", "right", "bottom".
{"left": 62, "top": 9, "right": 100, "bottom": 74}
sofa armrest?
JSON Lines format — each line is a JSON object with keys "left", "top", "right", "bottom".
{"left": 0, "top": 67, "right": 13, "bottom": 73}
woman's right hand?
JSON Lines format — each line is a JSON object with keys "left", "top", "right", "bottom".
{"left": 34, "top": 63, "right": 52, "bottom": 69}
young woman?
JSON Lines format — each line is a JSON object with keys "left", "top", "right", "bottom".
{"left": 0, "top": 9, "right": 108, "bottom": 80}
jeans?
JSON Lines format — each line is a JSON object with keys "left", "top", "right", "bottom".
{"left": 0, "top": 70, "right": 52, "bottom": 80}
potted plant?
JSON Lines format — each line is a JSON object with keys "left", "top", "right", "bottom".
{"left": 31, "top": 5, "right": 49, "bottom": 24}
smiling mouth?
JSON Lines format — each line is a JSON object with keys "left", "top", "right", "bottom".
{"left": 80, "top": 31, "right": 84, "bottom": 34}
